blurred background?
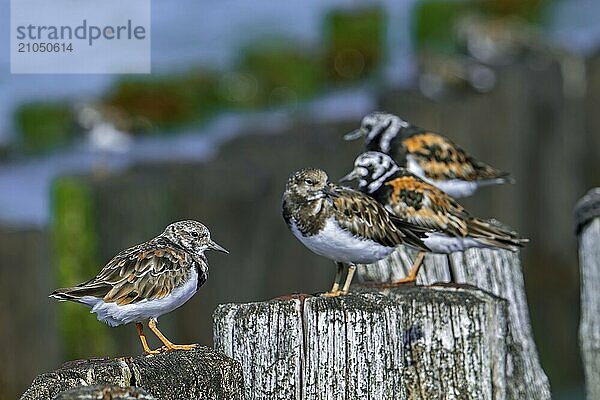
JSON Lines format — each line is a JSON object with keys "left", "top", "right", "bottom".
{"left": 1, "top": 0, "right": 599, "bottom": 398}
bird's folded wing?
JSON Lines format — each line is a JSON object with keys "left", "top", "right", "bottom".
{"left": 55, "top": 241, "right": 191, "bottom": 306}
{"left": 403, "top": 132, "right": 509, "bottom": 181}
{"left": 383, "top": 175, "right": 470, "bottom": 237}
{"left": 328, "top": 186, "right": 430, "bottom": 251}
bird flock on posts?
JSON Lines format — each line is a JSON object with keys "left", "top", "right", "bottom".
{"left": 51, "top": 111, "right": 526, "bottom": 354}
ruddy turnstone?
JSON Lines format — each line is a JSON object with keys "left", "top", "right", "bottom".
{"left": 341, "top": 151, "right": 527, "bottom": 282}
{"left": 344, "top": 111, "right": 512, "bottom": 198}
{"left": 282, "top": 168, "right": 430, "bottom": 296}
{"left": 50, "top": 220, "right": 228, "bottom": 354}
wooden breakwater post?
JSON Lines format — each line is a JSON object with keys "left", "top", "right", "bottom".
{"left": 576, "top": 188, "right": 600, "bottom": 400}
{"left": 19, "top": 347, "right": 245, "bottom": 400}
{"left": 357, "top": 246, "right": 551, "bottom": 400}
{"left": 214, "top": 285, "right": 509, "bottom": 400}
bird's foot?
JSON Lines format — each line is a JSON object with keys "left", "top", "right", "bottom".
{"left": 321, "top": 290, "right": 347, "bottom": 298}
{"left": 143, "top": 346, "right": 164, "bottom": 355}
{"left": 390, "top": 276, "right": 418, "bottom": 285}
{"left": 164, "top": 343, "right": 199, "bottom": 351}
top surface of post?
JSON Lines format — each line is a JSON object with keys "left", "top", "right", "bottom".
{"left": 575, "top": 188, "right": 600, "bottom": 234}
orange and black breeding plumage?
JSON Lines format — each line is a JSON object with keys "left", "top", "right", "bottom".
{"left": 341, "top": 152, "right": 527, "bottom": 282}
{"left": 344, "top": 111, "right": 512, "bottom": 198}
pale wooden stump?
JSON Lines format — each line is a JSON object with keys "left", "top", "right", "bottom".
{"left": 576, "top": 188, "right": 600, "bottom": 400}
{"left": 214, "top": 285, "right": 508, "bottom": 400}
{"left": 357, "top": 245, "right": 551, "bottom": 400}
{"left": 20, "top": 347, "right": 245, "bottom": 400}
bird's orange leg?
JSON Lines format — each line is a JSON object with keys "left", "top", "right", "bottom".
{"left": 148, "top": 318, "right": 197, "bottom": 351}
{"left": 322, "top": 262, "right": 344, "bottom": 297}
{"left": 393, "top": 252, "right": 425, "bottom": 284}
{"left": 323, "top": 264, "right": 356, "bottom": 297}
{"left": 135, "top": 322, "right": 162, "bottom": 355}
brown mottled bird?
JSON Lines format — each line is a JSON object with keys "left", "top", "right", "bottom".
{"left": 282, "top": 168, "right": 430, "bottom": 296}
{"left": 341, "top": 152, "right": 527, "bottom": 282}
{"left": 50, "top": 220, "right": 228, "bottom": 354}
{"left": 344, "top": 111, "right": 512, "bottom": 198}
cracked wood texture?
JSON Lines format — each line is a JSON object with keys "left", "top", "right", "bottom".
{"left": 357, "top": 246, "right": 551, "bottom": 400}
{"left": 19, "top": 347, "right": 245, "bottom": 400}
{"left": 214, "top": 285, "right": 508, "bottom": 400}
{"left": 576, "top": 188, "right": 600, "bottom": 400}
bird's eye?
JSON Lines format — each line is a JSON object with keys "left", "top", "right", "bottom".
{"left": 304, "top": 179, "right": 314, "bottom": 185}
{"left": 191, "top": 231, "right": 199, "bottom": 238}
{"left": 364, "top": 123, "right": 373, "bottom": 130}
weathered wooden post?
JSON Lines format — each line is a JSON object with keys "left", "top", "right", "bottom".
{"left": 20, "top": 347, "right": 245, "bottom": 400}
{"left": 576, "top": 188, "right": 600, "bottom": 400}
{"left": 358, "top": 246, "right": 551, "bottom": 400}
{"left": 214, "top": 285, "right": 509, "bottom": 400}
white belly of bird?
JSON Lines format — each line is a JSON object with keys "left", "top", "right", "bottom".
{"left": 423, "top": 232, "right": 486, "bottom": 254}
{"left": 290, "top": 217, "right": 394, "bottom": 264}
{"left": 406, "top": 155, "right": 496, "bottom": 198}
{"left": 79, "top": 269, "right": 198, "bottom": 327}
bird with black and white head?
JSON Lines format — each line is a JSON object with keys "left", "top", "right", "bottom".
{"left": 341, "top": 151, "right": 527, "bottom": 282}
{"left": 345, "top": 111, "right": 513, "bottom": 198}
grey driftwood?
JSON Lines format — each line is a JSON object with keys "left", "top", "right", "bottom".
{"left": 54, "top": 385, "right": 156, "bottom": 400}
{"left": 576, "top": 188, "right": 600, "bottom": 400}
{"left": 357, "top": 245, "right": 551, "bottom": 400}
{"left": 214, "top": 285, "right": 509, "bottom": 400}
{"left": 20, "top": 346, "right": 245, "bottom": 400}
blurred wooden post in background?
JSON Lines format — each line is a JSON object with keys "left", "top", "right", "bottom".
{"left": 576, "top": 188, "right": 600, "bottom": 400}
{"left": 214, "top": 285, "right": 509, "bottom": 400}
{"left": 357, "top": 246, "right": 551, "bottom": 400}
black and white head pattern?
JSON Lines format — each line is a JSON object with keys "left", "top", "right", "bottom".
{"left": 351, "top": 151, "right": 400, "bottom": 193}
{"left": 360, "top": 112, "right": 409, "bottom": 153}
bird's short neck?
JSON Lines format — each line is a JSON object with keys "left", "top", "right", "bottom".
{"left": 364, "top": 165, "right": 400, "bottom": 194}
{"left": 284, "top": 191, "right": 330, "bottom": 235}
{"left": 366, "top": 117, "right": 408, "bottom": 154}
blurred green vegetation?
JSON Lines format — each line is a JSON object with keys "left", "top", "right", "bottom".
{"left": 412, "top": 0, "right": 547, "bottom": 54}
{"left": 14, "top": 102, "right": 75, "bottom": 154}
{"left": 233, "top": 40, "right": 323, "bottom": 108}
{"left": 105, "top": 70, "right": 221, "bottom": 131}
{"left": 11, "top": 5, "right": 389, "bottom": 153}
{"left": 323, "top": 7, "right": 386, "bottom": 83}
{"left": 52, "top": 177, "right": 115, "bottom": 359}
{"left": 413, "top": 0, "right": 472, "bottom": 55}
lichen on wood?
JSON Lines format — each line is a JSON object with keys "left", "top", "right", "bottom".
{"left": 358, "top": 246, "right": 551, "bottom": 400}
{"left": 20, "top": 347, "right": 245, "bottom": 400}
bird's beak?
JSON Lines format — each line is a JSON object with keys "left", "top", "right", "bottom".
{"left": 323, "top": 185, "right": 339, "bottom": 198}
{"left": 208, "top": 240, "right": 229, "bottom": 254}
{"left": 339, "top": 169, "right": 360, "bottom": 183}
{"left": 344, "top": 128, "right": 367, "bottom": 141}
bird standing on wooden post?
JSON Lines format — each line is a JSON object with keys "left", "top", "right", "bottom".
{"left": 50, "top": 220, "right": 228, "bottom": 355}
{"left": 341, "top": 151, "right": 527, "bottom": 283}
{"left": 344, "top": 111, "right": 513, "bottom": 198}
{"left": 282, "top": 168, "right": 430, "bottom": 296}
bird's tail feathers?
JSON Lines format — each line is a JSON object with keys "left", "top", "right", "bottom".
{"left": 468, "top": 218, "right": 527, "bottom": 251}
{"left": 49, "top": 285, "right": 108, "bottom": 302}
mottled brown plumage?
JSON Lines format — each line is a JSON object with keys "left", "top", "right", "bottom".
{"left": 282, "top": 169, "right": 430, "bottom": 251}
{"left": 50, "top": 220, "right": 228, "bottom": 354}
{"left": 282, "top": 168, "right": 430, "bottom": 296}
